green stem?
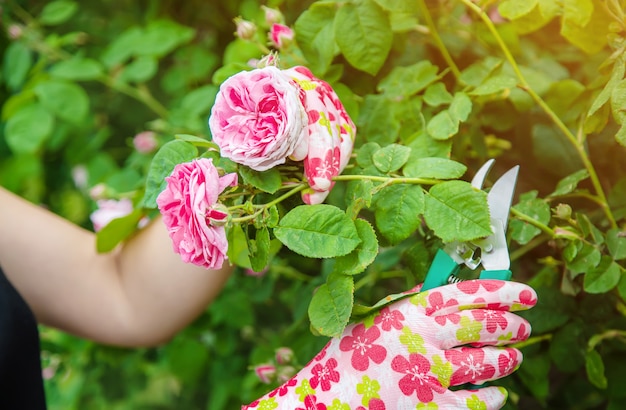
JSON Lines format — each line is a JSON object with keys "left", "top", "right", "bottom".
{"left": 588, "top": 329, "right": 626, "bottom": 350}
{"left": 511, "top": 333, "right": 552, "bottom": 349}
{"left": 100, "top": 77, "right": 169, "bottom": 118}
{"left": 230, "top": 183, "right": 306, "bottom": 223}
{"left": 332, "top": 174, "right": 442, "bottom": 186}
{"left": 511, "top": 208, "right": 556, "bottom": 237}
{"left": 416, "top": 0, "right": 463, "bottom": 82}
{"left": 459, "top": 0, "right": 617, "bottom": 229}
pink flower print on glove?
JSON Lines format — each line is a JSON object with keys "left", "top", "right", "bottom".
{"left": 243, "top": 280, "right": 537, "bottom": 410}
{"left": 156, "top": 158, "right": 238, "bottom": 269}
{"left": 283, "top": 66, "right": 356, "bottom": 205}
{"left": 208, "top": 66, "right": 308, "bottom": 171}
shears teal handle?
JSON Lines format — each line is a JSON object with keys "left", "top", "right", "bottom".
{"left": 422, "top": 249, "right": 512, "bottom": 291}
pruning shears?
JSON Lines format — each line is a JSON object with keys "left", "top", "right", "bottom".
{"left": 422, "top": 159, "right": 519, "bottom": 291}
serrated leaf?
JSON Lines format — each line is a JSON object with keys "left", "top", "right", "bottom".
{"left": 560, "top": 4, "right": 611, "bottom": 54}
{"left": 449, "top": 92, "right": 472, "bottom": 122}
{"left": 355, "top": 142, "right": 382, "bottom": 168}
{"left": 334, "top": 219, "right": 379, "bottom": 275}
{"left": 588, "top": 56, "right": 625, "bottom": 118}
{"left": 39, "top": 0, "right": 78, "bottom": 25}
{"left": 510, "top": 197, "right": 551, "bottom": 245}
{"left": 424, "top": 181, "right": 491, "bottom": 243}
{"left": 308, "top": 272, "right": 354, "bottom": 337}
{"left": 563, "top": 0, "right": 594, "bottom": 27}
{"left": 498, "top": 0, "right": 538, "bottom": 20}
{"left": 294, "top": 1, "right": 337, "bottom": 74}
{"left": 616, "top": 123, "right": 626, "bottom": 147}
{"left": 3, "top": 42, "right": 33, "bottom": 91}
{"left": 5, "top": 104, "right": 55, "bottom": 154}
{"left": 357, "top": 95, "right": 400, "bottom": 144}
{"left": 606, "top": 229, "right": 626, "bottom": 260}
{"left": 423, "top": 83, "right": 453, "bottom": 107}
{"left": 239, "top": 167, "right": 282, "bottom": 194}
{"left": 403, "top": 157, "right": 466, "bottom": 179}
{"left": 377, "top": 61, "right": 440, "bottom": 98}
{"left": 374, "top": 184, "right": 425, "bottom": 244}
{"left": 585, "top": 349, "right": 608, "bottom": 389}
{"left": 549, "top": 169, "right": 590, "bottom": 196}
{"left": 567, "top": 243, "right": 601, "bottom": 276}
{"left": 427, "top": 110, "right": 458, "bottom": 140}
{"left": 175, "top": 134, "right": 219, "bottom": 149}
{"left": 142, "top": 140, "right": 199, "bottom": 208}
{"left": 345, "top": 179, "right": 375, "bottom": 218}
{"left": 50, "top": 58, "right": 104, "bottom": 81}
{"left": 119, "top": 56, "right": 158, "bottom": 83}
{"left": 372, "top": 143, "right": 411, "bottom": 172}
{"left": 584, "top": 256, "right": 621, "bottom": 293}
{"left": 96, "top": 209, "right": 144, "bottom": 253}
{"left": 34, "top": 80, "right": 90, "bottom": 123}
{"left": 470, "top": 75, "right": 517, "bottom": 96}
{"left": 610, "top": 78, "right": 626, "bottom": 125}
{"left": 247, "top": 227, "right": 271, "bottom": 273}
{"left": 274, "top": 205, "right": 360, "bottom": 258}
{"left": 334, "top": 0, "right": 392, "bottom": 75}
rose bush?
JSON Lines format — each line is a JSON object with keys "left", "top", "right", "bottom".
{"left": 156, "top": 158, "right": 237, "bottom": 269}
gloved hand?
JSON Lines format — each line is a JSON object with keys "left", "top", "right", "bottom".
{"left": 243, "top": 279, "right": 537, "bottom": 410}
{"left": 283, "top": 66, "right": 355, "bottom": 205}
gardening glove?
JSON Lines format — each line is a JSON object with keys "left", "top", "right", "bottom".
{"left": 242, "top": 279, "right": 537, "bottom": 410}
{"left": 284, "top": 66, "right": 355, "bottom": 205}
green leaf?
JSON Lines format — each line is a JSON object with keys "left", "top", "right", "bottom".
{"left": 560, "top": 4, "right": 611, "bottom": 54}
{"left": 607, "top": 229, "right": 626, "bottom": 260}
{"left": 49, "top": 57, "right": 104, "bottom": 81}
{"left": 563, "top": 0, "right": 594, "bottom": 27}
{"left": 294, "top": 1, "right": 337, "bottom": 74}
{"left": 587, "top": 56, "right": 625, "bottom": 118}
{"left": 175, "top": 134, "right": 219, "bottom": 149}
{"left": 119, "top": 56, "right": 158, "bottom": 83}
{"left": 180, "top": 85, "right": 218, "bottom": 116}
{"left": 34, "top": 80, "right": 89, "bottom": 123}
{"left": 135, "top": 20, "right": 195, "bottom": 57}
{"left": 334, "top": 219, "right": 379, "bottom": 275}
{"left": 239, "top": 167, "right": 282, "bottom": 194}
{"left": 584, "top": 256, "right": 621, "bottom": 293}
{"left": 166, "top": 337, "right": 209, "bottom": 386}
{"left": 449, "top": 92, "right": 473, "bottom": 122}
{"left": 345, "top": 179, "right": 375, "bottom": 218}
{"left": 469, "top": 75, "right": 517, "bottom": 96}
{"left": 610, "top": 78, "right": 626, "bottom": 125}
{"left": 549, "top": 323, "right": 585, "bottom": 373}
{"left": 142, "top": 140, "right": 199, "bottom": 208}
{"left": 510, "top": 193, "right": 551, "bottom": 245}
{"left": 586, "top": 349, "right": 608, "bottom": 389}
{"left": 355, "top": 142, "right": 382, "bottom": 168}
{"left": 567, "top": 243, "right": 601, "bottom": 276}
{"left": 618, "top": 274, "right": 626, "bottom": 303}
{"left": 616, "top": 123, "right": 626, "bottom": 147}
{"left": 334, "top": 0, "right": 392, "bottom": 75}
{"left": 374, "top": 184, "right": 425, "bottom": 244}
{"left": 549, "top": 169, "right": 590, "bottom": 196}
{"left": 424, "top": 181, "right": 492, "bottom": 243}
{"left": 377, "top": 61, "right": 440, "bottom": 98}
{"left": 5, "top": 104, "right": 55, "bottom": 154}
{"left": 3, "top": 42, "right": 33, "bottom": 91}
{"left": 423, "top": 83, "right": 453, "bottom": 107}
{"left": 274, "top": 205, "right": 361, "bottom": 258}
{"left": 498, "top": 0, "right": 538, "bottom": 20}
{"left": 426, "top": 110, "right": 458, "bottom": 140}
{"left": 247, "top": 227, "right": 271, "bottom": 273}
{"left": 357, "top": 95, "right": 400, "bottom": 144}
{"left": 96, "top": 209, "right": 144, "bottom": 253}
{"left": 372, "top": 143, "right": 411, "bottom": 172}
{"left": 308, "top": 272, "right": 354, "bottom": 337}
{"left": 403, "top": 157, "right": 467, "bottom": 179}
{"left": 39, "top": 0, "right": 78, "bottom": 25}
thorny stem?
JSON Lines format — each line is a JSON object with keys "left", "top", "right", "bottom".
{"left": 332, "top": 174, "right": 442, "bottom": 186}
{"left": 459, "top": 0, "right": 617, "bottom": 229}
{"left": 510, "top": 208, "right": 556, "bottom": 237}
{"left": 416, "top": 0, "right": 463, "bottom": 82}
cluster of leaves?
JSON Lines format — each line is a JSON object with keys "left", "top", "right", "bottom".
{"left": 2, "top": 0, "right": 626, "bottom": 409}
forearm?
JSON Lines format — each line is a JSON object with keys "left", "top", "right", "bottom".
{"left": 0, "top": 187, "right": 232, "bottom": 346}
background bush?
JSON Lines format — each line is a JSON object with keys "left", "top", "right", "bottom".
{"left": 2, "top": 0, "right": 626, "bottom": 409}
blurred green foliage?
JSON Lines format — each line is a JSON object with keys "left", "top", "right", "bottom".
{"left": 2, "top": 0, "right": 626, "bottom": 409}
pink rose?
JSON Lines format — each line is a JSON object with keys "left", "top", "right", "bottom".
{"left": 90, "top": 198, "right": 134, "bottom": 232}
{"left": 208, "top": 66, "right": 308, "bottom": 171}
{"left": 133, "top": 131, "right": 158, "bottom": 153}
{"left": 156, "top": 158, "right": 238, "bottom": 270}
{"left": 269, "top": 23, "right": 294, "bottom": 49}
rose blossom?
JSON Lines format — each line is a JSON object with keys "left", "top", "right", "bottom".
{"left": 208, "top": 66, "right": 308, "bottom": 171}
{"left": 269, "top": 23, "right": 294, "bottom": 49}
{"left": 156, "top": 158, "right": 237, "bottom": 270}
{"left": 133, "top": 131, "right": 158, "bottom": 153}
{"left": 90, "top": 198, "right": 134, "bottom": 232}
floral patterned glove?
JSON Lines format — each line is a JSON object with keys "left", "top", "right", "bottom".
{"left": 283, "top": 66, "right": 356, "bottom": 206}
{"left": 243, "top": 280, "right": 537, "bottom": 410}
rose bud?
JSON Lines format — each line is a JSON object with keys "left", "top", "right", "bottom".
{"left": 262, "top": 6, "right": 284, "bottom": 26}
{"left": 269, "top": 23, "right": 294, "bottom": 49}
{"left": 234, "top": 17, "right": 257, "bottom": 41}
{"left": 275, "top": 347, "right": 294, "bottom": 365}
{"left": 254, "top": 364, "right": 276, "bottom": 384}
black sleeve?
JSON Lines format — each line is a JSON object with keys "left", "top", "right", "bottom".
{"left": 0, "top": 267, "right": 47, "bottom": 409}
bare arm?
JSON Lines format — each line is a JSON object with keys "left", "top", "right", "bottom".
{"left": 0, "top": 187, "right": 233, "bottom": 347}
